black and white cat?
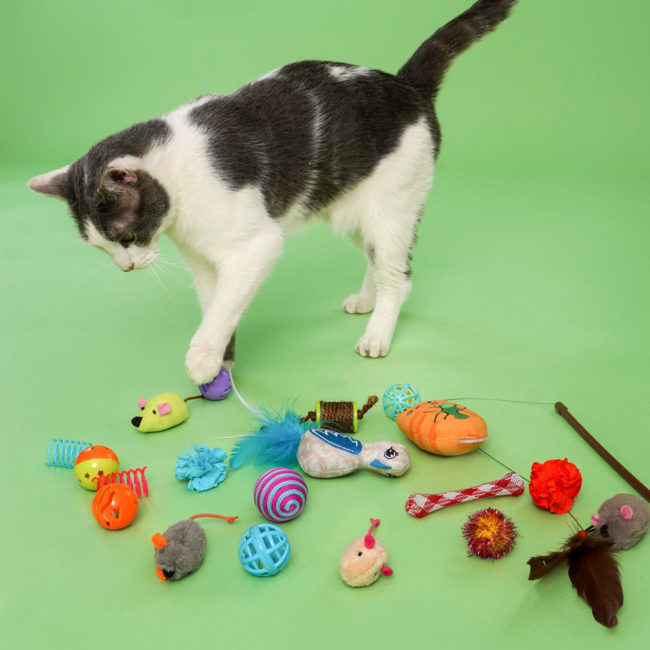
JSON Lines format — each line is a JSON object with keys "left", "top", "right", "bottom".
{"left": 28, "top": 1, "right": 516, "bottom": 385}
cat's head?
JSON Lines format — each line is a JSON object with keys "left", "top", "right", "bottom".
{"left": 28, "top": 123, "right": 170, "bottom": 271}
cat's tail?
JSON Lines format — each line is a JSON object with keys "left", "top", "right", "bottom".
{"left": 397, "top": 0, "right": 517, "bottom": 99}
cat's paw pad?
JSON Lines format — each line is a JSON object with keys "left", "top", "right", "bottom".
{"left": 343, "top": 293, "right": 375, "bottom": 314}
{"left": 185, "top": 342, "right": 223, "bottom": 385}
{"left": 355, "top": 334, "right": 390, "bottom": 358}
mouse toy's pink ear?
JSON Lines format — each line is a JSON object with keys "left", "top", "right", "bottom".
{"left": 138, "top": 397, "right": 147, "bottom": 409}
{"left": 157, "top": 402, "right": 171, "bottom": 416}
{"left": 364, "top": 518, "right": 381, "bottom": 548}
{"left": 591, "top": 513, "right": 600, "bottom": 526}
{"left": 620, "top": 505, "right": 633, "bottom": 520}
{"left": 381, "top": 565, "right": 393, "bottom": 577}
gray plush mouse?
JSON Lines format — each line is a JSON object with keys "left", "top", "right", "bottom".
{"left": 592, "top": 494, "right": 649, "bottom": 550}
{"left": 152, "top": 514, "right": 238, "bottom": 581}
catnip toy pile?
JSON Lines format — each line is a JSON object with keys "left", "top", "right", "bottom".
{"left": 47, "top": 374, "right": 650, "bottom": 627}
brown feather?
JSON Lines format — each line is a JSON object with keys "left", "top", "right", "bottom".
{"left": 527, "top": 530, "right": 594, "bottom": 580}
{"left": 527, "top": 547, "right": 573, "bottom": 580}
{"left": 567, "top": 533, "right": 623, "bottom": 628}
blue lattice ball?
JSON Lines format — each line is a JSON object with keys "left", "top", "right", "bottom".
{"left": 238, "top": 524, "right": 290, "bottom": 577}
{"left": 382, "top": 382, "right": 420, "bottom": 420}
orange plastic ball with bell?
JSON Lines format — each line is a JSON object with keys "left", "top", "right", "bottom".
{"left": 92, "top": 483, "right": 139, "bottom": 530}
{"left": 396, "top": 400, "right": 487, "bottom": 456}
{"left": 73, "top": 445, "right": 119, "bottom": 490}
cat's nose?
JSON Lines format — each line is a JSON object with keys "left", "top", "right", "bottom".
{"left": 123, "top": 263, "right": 135, "bottom": 272}
{"left": 131, "top": 416, "right": 142, "bottom": 428}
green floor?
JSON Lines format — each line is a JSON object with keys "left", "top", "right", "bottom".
{"left": 2, "top": 1, "right": 648, "bottom": 649}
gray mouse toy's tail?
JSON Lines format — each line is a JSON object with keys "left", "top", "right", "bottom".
{"left": 398, "top": 0, "right": 517, "bottom": 99}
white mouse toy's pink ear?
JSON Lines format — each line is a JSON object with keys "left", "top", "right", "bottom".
{"left": 620, "top": 505, "right": 633, "bottom": 520}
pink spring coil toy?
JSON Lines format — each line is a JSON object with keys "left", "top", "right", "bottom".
{"left": 94, "top": 467, "right": 149, "bottom": 497}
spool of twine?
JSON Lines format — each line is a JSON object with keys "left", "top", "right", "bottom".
{"left": 301, "top": 396, "right": 378, "bottom": 433}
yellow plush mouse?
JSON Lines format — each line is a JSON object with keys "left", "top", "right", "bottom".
{"left": 131, "top": 393, "right": 189, "bottom": 433}
{"left": 339, "top": 518, "right": 393, "bottom": 587}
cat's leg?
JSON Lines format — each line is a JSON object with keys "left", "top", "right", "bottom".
{"left": 343, "top": 263, "right": 376, "bottom": 314}
{"left": 342, "top": 232, "right": 376, "bottom": 314}
{"left": 354, "top": 233, "right": 414, "bottom": 358}
{"left": 184, "top": 226, "right": 283, "bottom": 384}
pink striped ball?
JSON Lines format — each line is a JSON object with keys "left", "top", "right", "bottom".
{"left": 254, "top": 468, "right": 308, "bottom": 522}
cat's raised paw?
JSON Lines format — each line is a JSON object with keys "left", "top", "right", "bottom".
{"left": 185, "top": 342, "right": 223, "bottom": 385}
{"left": 355, "top": 334, "right": 390, "bottom": 358}
{"left": 343, "top": 293, "right": 375, "bottom": 314}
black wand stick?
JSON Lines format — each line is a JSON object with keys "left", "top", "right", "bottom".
{"left": 555, "top": 402, "right": 650, "bottom": 502}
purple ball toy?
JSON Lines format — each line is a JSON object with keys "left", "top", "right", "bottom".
{"left": 254, "top": 468, "right": 308, "bottom": 523}
{"left": 199, "top": 368, "right": 232, "bottom": 401}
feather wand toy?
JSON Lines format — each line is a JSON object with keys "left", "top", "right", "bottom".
{"left": 555, "top": 402, "right": 650, "bottom": 502}
{"left": 527, "top": 529, "right": 623, "bottom": 628}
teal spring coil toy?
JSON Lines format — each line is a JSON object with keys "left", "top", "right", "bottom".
{"left": 382, "top": 383, "right": 420, "bottom": 420}
{"left": 45, "top": 439, "right": 92, "bottom": 467}
{"left": 238, "top": 524, "right": 290, "bottom": 577}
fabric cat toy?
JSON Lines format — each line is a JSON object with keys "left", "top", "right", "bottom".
{"left": 230, "top": 410, "right": 410, "bottom": 479}
{"left": 152, "top": 513, "right": 238, "bottom": 581}
{"left": 132, "top": 369, "right": 231, "bottom": 432}
{"left": 339, "top": 518, "right": 393, "bottom": 587}
{"left": 526, "top": 494, "right": 649, "bottom": 627}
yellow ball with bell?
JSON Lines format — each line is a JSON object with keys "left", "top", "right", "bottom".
{"left": 73, "top": 445, "right": 119, "bottom": 490}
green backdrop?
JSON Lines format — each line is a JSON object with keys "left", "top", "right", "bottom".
{"left": 1, "top": 1, "right": 648, "bottom": 648}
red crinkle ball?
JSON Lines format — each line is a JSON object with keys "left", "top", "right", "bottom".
{"left": 529, "top": 458, "right": 582, "bottom": 514}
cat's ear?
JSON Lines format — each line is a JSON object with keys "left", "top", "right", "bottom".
{"left": 28, "top": 165, "right": 71, "bottom": 199}
{"left": 99, "top": 168, "right": 138, "bottom": 195}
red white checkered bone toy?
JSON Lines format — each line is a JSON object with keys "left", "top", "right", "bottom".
{"left": 405, "top": 472, "right": 525, "bottom": 518}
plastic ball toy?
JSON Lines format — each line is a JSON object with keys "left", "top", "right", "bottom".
{"left": 254, "top": 468, "right": 308, "bottom": 523}
{"left": 92, "top": 483, "right": 139, "bottom": 530}
{"left": 238, "top": 524, "right": 290, "bottom": 577}
{"left": 74, "top": 445, "right": 119, "bottom": 490}
{"left": 382, "top": 383, "right": 420, "bottom": 420}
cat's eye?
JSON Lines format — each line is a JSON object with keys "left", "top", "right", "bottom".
{"left": 119, "top": 233, "right": 136, "bottom": 248}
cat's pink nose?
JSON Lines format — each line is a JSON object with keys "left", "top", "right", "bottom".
{"left": 124, "top": 263, "right": 135, "bottom": 272}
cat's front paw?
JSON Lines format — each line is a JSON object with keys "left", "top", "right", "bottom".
{"left": 355, "top": 333, "right": 391, "bottom": 358}
{"left": 185, "top": 341, "right": 223, "bottom": 385}
{"left": 343, "top": 293, "right": 375, "bottom": 314}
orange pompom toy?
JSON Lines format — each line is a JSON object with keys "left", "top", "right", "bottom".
{"left": 396, "top": 400, "right": 487, "bottom": 456}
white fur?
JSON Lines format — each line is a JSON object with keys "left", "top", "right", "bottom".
{"left": 328, "top": 65, "right": 373, "bottom": 81}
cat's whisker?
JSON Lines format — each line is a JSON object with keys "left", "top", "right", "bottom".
{"left": 85, "top": 262, "right": 112, "bottom": 278}
{"left": 149, "top": 265, "right": 173, "bottom": 300}
{"left": 154, "top": 262, "right": 193, "bottom": 288}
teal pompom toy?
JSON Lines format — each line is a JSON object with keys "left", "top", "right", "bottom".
{"left": 382, "top": 383, "right": 420, "bottom": 420}
{"left": 238, "top": 524, "right": 290, "bottom": 577}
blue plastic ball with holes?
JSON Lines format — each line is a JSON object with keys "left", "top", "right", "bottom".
{"left": 238, "top": 524, "right": 290, "bottom": 577}
{"left": 382, "top": 382, "right": 421, "bottom": 420}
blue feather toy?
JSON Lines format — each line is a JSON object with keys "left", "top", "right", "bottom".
{"left": 230, "top": 406, "right": 310, "bottom": 469}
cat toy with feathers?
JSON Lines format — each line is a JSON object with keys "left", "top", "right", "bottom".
{"left": 229, "top": 399, "right": 410, "bottom": 479}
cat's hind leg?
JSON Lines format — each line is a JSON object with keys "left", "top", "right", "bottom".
{"left": 342, "top": 232, "right": 376, "bottom": 314}
{"left": 354, "top": 224, "right": 415, "bottom": 358}
{"left": 342, "top": 119, "right": 434, "bottom": 357}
